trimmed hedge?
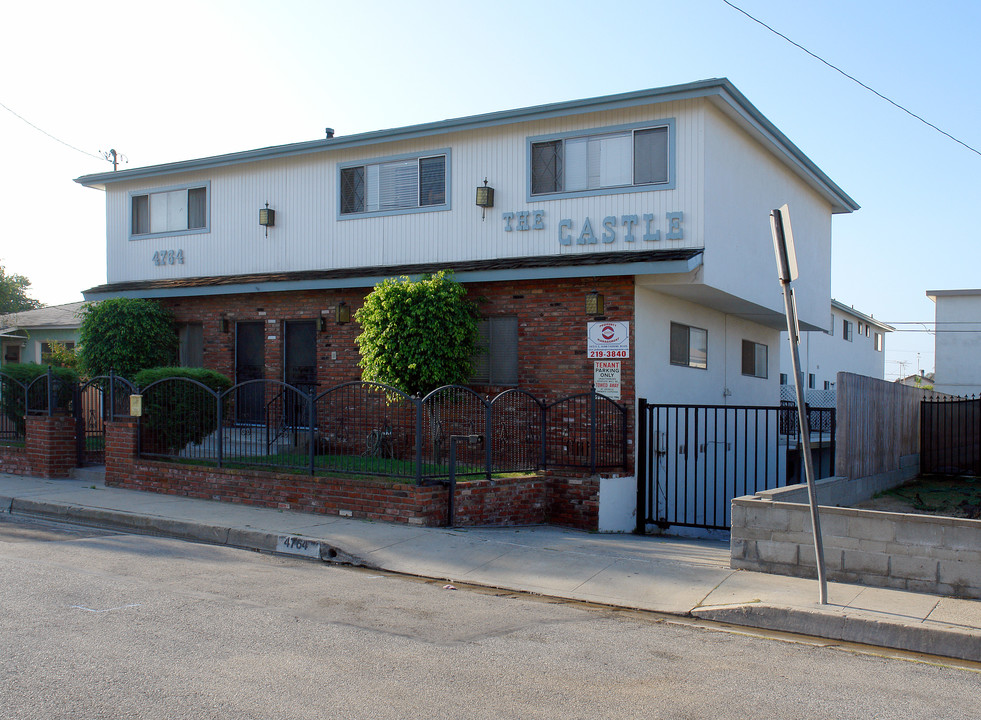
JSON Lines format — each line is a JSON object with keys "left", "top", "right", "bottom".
{"left": 134, "top": 367, "right": 232, "bottom": 454}
{"left": 0, "top": 364, "right": 79, "bottom": 436}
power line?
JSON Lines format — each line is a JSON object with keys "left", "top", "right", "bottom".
{"left": 722, "top": 1, "right": 981, "bottom": 158}
{"left": 0, "top": 98, "right": 105, "bottom": 162}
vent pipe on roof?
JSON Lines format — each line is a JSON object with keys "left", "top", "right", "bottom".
{"left": 325, "top": 127, "right": 335, "bottom": 139}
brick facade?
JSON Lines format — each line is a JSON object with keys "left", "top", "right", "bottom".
{"left": 0, "top": 444, "right": 31, "bottom": 476}
{"left": 160, "top": 275, "right": 635, "bottom": 406}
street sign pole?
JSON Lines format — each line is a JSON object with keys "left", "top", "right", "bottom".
{"left": 770, "top": 205, "right": 828, "bottom": 605}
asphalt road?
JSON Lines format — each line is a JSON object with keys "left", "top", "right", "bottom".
{"left": 1, "top": 514, "right": 978, "bottom": 719}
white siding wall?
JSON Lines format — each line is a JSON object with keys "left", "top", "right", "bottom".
{"left": 105, "top": 100, "right": 706, "bottom": 284}
{"left": 634, "top": 286, "right": 780, "bottom": 406}
{"left": 701, "top": 104, "right": 833, "bottom": 329}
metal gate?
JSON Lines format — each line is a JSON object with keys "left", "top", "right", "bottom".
{"left": 921, "top": 396, "right": 981, "bottom": 476}
{"left": 75, "top": 375, "right": 136, "bottom": 466}
{"left": 636, "top": 399, "right": 835, "bottom": 531}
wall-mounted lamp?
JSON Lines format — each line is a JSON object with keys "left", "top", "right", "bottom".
{"left": 259, "top": 202, "right": 275, "bottom": 237}
{"left": 318, "top": 316, "right": 328, "bottom": 332}
{"left": 336, "top": 301, "right": 351, "bottom": 324}
{"left": 585, "top": 291, "right": 605, "bottom": 316}
{"left": 475, "top": 178, "right": 494, "bottom": 220}
{"left": 219, "top": 316, "right": 230, "bottom": 333}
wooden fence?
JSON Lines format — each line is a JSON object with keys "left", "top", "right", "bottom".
{"left": 835, "top": 372, "right": 947, "bottom": 480}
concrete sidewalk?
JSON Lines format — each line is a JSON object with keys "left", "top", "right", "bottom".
{"left": 2, "top": 471, "right": 979, "bottom": 664}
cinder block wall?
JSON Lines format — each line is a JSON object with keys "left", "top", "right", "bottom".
{"left": 731, "top": 486, "right": 981, "bottom": 599}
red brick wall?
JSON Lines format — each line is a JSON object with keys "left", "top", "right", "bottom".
{"left": 26, "top": 415, "right": 76, "bottom": 478}
{"left": 104, "top": 420, "right": 598, "bottom": 529}
{"left": 159, "top": 275, "right": 635, "bottom": 407}
{"left": 0, "top": 444, "right": 30, "bottom": 476}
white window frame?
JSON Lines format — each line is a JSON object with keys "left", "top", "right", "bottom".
{"left": 129, "top": 182, "right": 210, "bottom": 240}
{"left": 843, "top": 320, "right": 853, "bottom": 342}
{"left": 338, "top": 149, "right": 451, "bottom": 219}
{"left": 527, "top": 119, "right": 675, "bottom": 201}
{"left": 670, "top": 322, "right": 707, "bottom": 370}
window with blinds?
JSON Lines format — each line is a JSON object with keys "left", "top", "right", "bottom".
{"left": 471, "top": 316, "right": 519, "bottom": 386}
{"left": 531, "top": 124, "right": 668, "bottom": 197}
{"left": 131, "top": 186, "right": 208, "bottom": 236}
{"left": 340, "top": 154, "right": 446, "bottom": 215}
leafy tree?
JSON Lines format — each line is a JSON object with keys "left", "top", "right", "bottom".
{"left": 355, "top": 271, "right": 478, "bottom": 395}
{"left": 0, "top": 263, "right": 42, "bottom": 314}
{"left": 78, "top": 298, "right": 178, "bottom": 378}
{"left": 46, "top": 341, "right": 80, "bottom": 371}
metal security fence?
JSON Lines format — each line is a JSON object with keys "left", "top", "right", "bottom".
{"left": 75, "top": 373, "right": 137, "bottom": 466}
{"left": 0, "top": 368, "right": 76, "bottom": 445}
{"left": 136, "top": 378, "right": 627, "bottom": 482}
{"left": 921, "top": 396, "right": 981, "bottom": 476}
{"left": 637, "top": 399, "right": 836, "bottom": 531}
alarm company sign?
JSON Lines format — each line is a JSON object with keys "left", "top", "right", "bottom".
{"left": 587, "top": 321, "right": 629, "bottom": 359}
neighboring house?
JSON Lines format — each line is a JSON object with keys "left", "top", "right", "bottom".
{"left": 75, "top": 78, "right": 855, "bottom": 418}
{"left": 779, "top": 299, "right": 892, "bottom": 406}
{"left": 0, "top": 302, "right": 86, "bottom": 367}
{"left": 897, "top": 371, "right": 934, "bottom": 389}
{"left": 927, "top": 289, "right": 981, "bottom": 396}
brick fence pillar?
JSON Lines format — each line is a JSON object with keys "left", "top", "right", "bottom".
{"left": 105, "top": 417, "right": 138, "bottom": 486}
{"left": 26, "top": 415, "right": 77, "bottom": 478}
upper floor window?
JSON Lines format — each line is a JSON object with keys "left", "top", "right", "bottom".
{"left": 339, "top": 152, "right": 448, "bottom": 217}
{"left": 670, "top": 322, "right": 707, "bottom": 370}
{"left": 874, "top": 332, "right": 883, "bottom": 352}
{"left": 131, "top": 185, "right": 208, "bottom": 237}
{"left": 741, "top": 340, "right": 767, "bottom": 379}
{"left": 529, "top": 121, "right": 672, "bottom": 199}
{"left": 842, "top": 320, "right": 853, "bottom": 341}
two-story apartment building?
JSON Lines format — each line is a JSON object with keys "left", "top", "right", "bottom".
{"left": 780, "top": 299, "right": 892, "bottom": 406}
{"left": 77, "top": 79, "right": 856, "bottom": 434}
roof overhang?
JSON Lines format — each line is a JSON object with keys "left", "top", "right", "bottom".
{"left": 74, "top": 79, "right": 856, "bottom": 213}
{"left": 82, "top": 250, "right": 703, "bottom": 301}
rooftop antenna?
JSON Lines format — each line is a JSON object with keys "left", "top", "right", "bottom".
{"left": 101, "top": 148, "right": 128, "bottom": 171}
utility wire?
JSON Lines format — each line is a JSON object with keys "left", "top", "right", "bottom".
{"left": 0, "top": 99, "right": 105, "bottom": 162}
{"left": 723, "top": 1, "right": 981, "bottom": 158}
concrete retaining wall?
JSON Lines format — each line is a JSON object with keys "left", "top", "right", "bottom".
{"left": 731, "top": 460, "right": 981, "bottom": 599}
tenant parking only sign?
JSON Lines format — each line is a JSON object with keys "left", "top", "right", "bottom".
{"left": 587, "top": 321, "right": 629, "bottom": 359}
{"left": 593, "top": 360, "right": 621, "bottom": 400}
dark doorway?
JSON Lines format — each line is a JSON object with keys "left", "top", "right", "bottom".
{"left": 284, "top": 320, "right": 317, "bottom": 426}
{"left": 235, "top": 321, "right": 265, "bottom": 425}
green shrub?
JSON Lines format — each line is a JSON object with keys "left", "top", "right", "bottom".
{"left": 0, "top": 363, "right": 79, "bottom": 436}
{"left": 79, "top": 298, "right": 178, "bottom": 377}
{"left": 133, "top": 367, "right": 232, "bottom": 454}
{"left": 355, "top": 271, "right": 478, "bottom": 395}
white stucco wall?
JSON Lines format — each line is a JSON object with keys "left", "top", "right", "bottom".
{"left": 634, "top": 286, "right": 780, "bottom": 407}
{"left": 931, "top": 291, "right": 981, "bottom": 396}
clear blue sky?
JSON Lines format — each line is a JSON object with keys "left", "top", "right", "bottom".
{"left": 2, "top": 0, "right": 977, "bottom": 380}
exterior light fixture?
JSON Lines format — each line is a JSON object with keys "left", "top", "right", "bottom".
{"left": 219, "top": 316, "right": 230, "bottom": 333}
{"left": 318, "top": 316, "right": 328, "bottom": 332}
{"left": 259, "top": 202, "right": 275, "bottom": 237}
{"left": 585, "top": 291, "right": 604, "bottom": 316}
{"left": 336, "top": 302, "right": 351, "bottom": 324}
{"left": 475, "top": 178, "right": 494, "bottom": 220}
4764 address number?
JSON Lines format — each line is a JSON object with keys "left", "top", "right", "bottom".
{"left": 152, "top": 249, "right": 185, "bottom": 266}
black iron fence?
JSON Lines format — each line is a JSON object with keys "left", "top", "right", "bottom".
{"left": 0, "top": 368, "right": 77, "bottom": 444}
{"left": 135, "top": 378, "right": 627, "bottom": 482}
{"left": 921, "top": 395, "right": 981, "bottom": 476}
{"left": 637, "top": 400, "right": 836, "bottom": 531}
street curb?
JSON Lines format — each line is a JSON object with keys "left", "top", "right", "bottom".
{"left": 6, "top": 498, "right": 374, "bottom": 569}
{"left": 691, "top": 604, "right": 981, "bottom": 663}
